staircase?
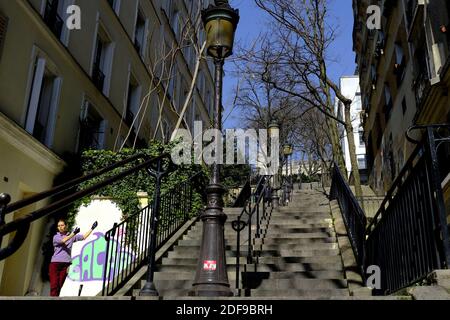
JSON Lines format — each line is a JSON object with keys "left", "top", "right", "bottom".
{"left": 246, "top": 188, "right": 349, "bottom": 298}
{"left": 122, "top": 188, "right": 351, "bottom": 299}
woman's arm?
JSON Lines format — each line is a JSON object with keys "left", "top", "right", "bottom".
{"left": 82, "top": 221, "right": 98, "bottom": 240}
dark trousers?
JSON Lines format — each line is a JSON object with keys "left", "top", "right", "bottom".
{"left": 49, "top": 262, "right": 71, "bottom": 296}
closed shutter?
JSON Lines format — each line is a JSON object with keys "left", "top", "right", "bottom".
{"left": 0, "top": 12, "right": 8, "bottom": 60}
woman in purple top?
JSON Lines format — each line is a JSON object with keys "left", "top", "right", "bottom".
{"left": 49, "top": 219, "right": 98, "bottom": 296}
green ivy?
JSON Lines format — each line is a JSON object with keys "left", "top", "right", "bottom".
{"left": 65, "top": 140, "right": 209, "bottom": 228}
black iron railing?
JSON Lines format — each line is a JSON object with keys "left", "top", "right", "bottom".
{"left": 232, "top": 180, "right": 251, "bottom": 208}
{"left": 330, "top": 163, "right": 367, "bottom": 273}
{"left": 330, "top": 124, "right": 450, "bottom": 295}
{"left": 231, "top": 175, "right": 272, "bottom": 296}
{"left": 365, "top": 124, "right": 450, "bottom": 295}
{"left": 0, "top": 153, "right": 170, "bottom": 260}
{"left": 102, "top": 172, "right": 201, "bottom": 296}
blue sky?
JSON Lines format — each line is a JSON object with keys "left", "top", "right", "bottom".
{"left": 222, "top": 0, "right": 356, "bottom": 129}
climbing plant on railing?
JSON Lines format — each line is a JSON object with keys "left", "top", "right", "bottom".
{"left": 65, "top": 140, "right": 208, "bottom": 227}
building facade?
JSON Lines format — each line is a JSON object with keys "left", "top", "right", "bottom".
{"left": 0, "top": 0, "right": 215, "bottom": 296}
{"left": 335, "top": 75, "right": 368, "bottom": 184}
{"left": 352, "top": 0, "right": 450, "bottom": 197}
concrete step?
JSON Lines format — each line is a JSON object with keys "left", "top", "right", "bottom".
{"left": 263, "top": 227, "right": 335, "bottom": 235}
{"left": 140, "top": 278, "right": 348, "bottom": 291}
{"left": 161, "top": 255, "right": 343, "bottom": 266}
{"left": 187, "top": 227, "right": 334, "bottom": 237}
{"left": 269, "top": 219, "right": 333, "bottom": 225}
{"left": 253, "top": 237, "right": 338, "bottom": 245}
{"left": 173, "top": 241, "right": 339, "bottom": 251}
{"left": 156, "top": 262, "right": 343, "bottom": 273}
{"left": 277, "top": 207, "right": 330, "bottom": 214}
{"left": 249, "top": 288, "right": 349, "bottom": 297}
{"left": 270, "top": 212, "right": 331, "bottom": 219}
{"left": 253, "top": 243, "right": 339, "bottom": 251}
{"left": 152, "top": 270, "right": 346, "bottom": 281}
{"left": 243, "top": 278, "right": 348, "bottom": 290}
{"left": 182, "top": 233, "right": 336, "bottom": 241}
{"left": 167, "top": 248, "right": 340, "bottom": 259}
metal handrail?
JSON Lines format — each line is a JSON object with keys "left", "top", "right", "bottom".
{"left": 331, "top": 124, "right": 450, "bottom": 295}
{"left": 0, "top": 153, "right": 169, "bottom": 261}
{"left": 231, "top": 175, "right": 272, "bottom": 296}
{"left": 330, "top": 163, "right": 367, "bottom": 274}
{"left": 365, "top": 124, "right": 450, "bottom": 294}
{"left": 102, "top": 172, "right": 203, "bottom": 296}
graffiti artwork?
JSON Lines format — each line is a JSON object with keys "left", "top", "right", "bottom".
{"left": 68, "top": 232, "right": 135, "bottom": 282}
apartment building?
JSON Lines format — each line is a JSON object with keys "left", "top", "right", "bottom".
{"left": 0, "top": 0, "right": 215, "bottom": 296}
{"left": 335, "top": 75, "right": 368, "bottom": 184}
{"left": 352, "top": 0, "right": 450, "bottom": 196}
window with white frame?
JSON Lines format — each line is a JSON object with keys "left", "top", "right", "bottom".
{"left": 78, "top": 101, "right": 106, "bottom": 151}
{"left": 25, "top": 58, "right": 61, "bottom": 147}
{"left": 42, "top": 0, "right": 71, "bottom": 45}
{"left": 92, "top": 23, "right": 114, "bottom": 96}
{"left": 126, "top": 74, "right": 142, "bottom": 130}
{"left": 134, "top": 9, "right": 148, "bottom": 57}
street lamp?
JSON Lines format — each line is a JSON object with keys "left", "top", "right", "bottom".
{"left": 191, "top": 0, "right": 239, "bottom": 297}
{"left": 283, "top": 143, "right": 293, "bottom": 204}
{"left": 268, "top": 120, "right": 280, "bottom": 208}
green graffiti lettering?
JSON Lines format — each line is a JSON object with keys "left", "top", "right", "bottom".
{"left": 81, "top": 240, "right": 94, "bottom": 281}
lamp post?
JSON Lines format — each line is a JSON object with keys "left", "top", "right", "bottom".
{"left": 191, "top": 0, "right": 239, "bottom": 297}
{"left": 268, "top": 120, "right": 280, "bottom": 208}
{"left": 283, "top": 143, "right": 293, "bottom": 204}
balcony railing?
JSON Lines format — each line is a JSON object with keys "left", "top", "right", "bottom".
{"left": 413, "top": 48, "right": 431, "bottom": 111}
{"left": 44, "top": 1, "right": 63, "bottom": 39}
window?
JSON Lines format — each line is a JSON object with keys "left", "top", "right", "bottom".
{"left": 394, "top": 43, "right": 406, "bottom": 85}
{"left": 107, "top": 0, "right": 120, "bottom": 13}
{"left": 171, "top": 9, "right": 181, "bottom": 41}
{"left": 0, "top": 11, "right": 8, "bottom": 61}
{"left": 359, "top": 130, "right": 365, "bottom": 146}
{"left": 375, "top": 31, "right": 385, "bottom": 58}
{"left": 43, "top": 0, "right": 71, "bottom": 44}
{"left": 78, "top": 102, "right": 106, "bottom": 151}
{"left": 370, "top": 65, "right": 377, "bottom": 89}
{"left": 92, "top": 25, "right": 114, "bottom": 95}
{"left": 126, "top": 74, "right": 142, "bottom": 130}
{"left": 167, "top": 61, "right": 177, "bottom": 101}
{"left": 43, "top": 0, "right": 64, "bottom": 39}
{"left": 383, "top": 84, "right": 393, "bottom": 122}
{"left": 134, "top": 10, "right": 147, "bottom": 57}
{"left": 25, "top": 58, "right": 61, "bottom": 147}
{"left": 357, "top": 155, "right": 367, "bottom": 170}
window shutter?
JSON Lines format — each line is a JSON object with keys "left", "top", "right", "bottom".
{"left": 0, "top": 12, "right": 8, "bottom": 60}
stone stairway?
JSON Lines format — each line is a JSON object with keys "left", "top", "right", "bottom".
{"left": 245, "top": 189, "right": 349, "bottom": 298}
{"left": 124, "top": 188, "right": 352, "bottom": 299}
{"left": 125, "top": 188, "right": 411, "bottom": 299}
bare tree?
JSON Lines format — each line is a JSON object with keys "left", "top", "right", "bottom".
{"left": 242, "top": 0, "right": 363, "bottom": 198}
{"left": 114, "top": 3, "right": 212, "bottom": 151}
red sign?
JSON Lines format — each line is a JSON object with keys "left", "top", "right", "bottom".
{"left": 203, "top": 260, "right": 217, "bottom": 271}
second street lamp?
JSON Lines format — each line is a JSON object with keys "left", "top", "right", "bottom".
{"left": 191, "top": 0, "right": 239, "bottom": 297}
{"left": 283, "top": 143, "right": 293, "bottom": 204}
{"left": 268, "top": 120, "right": 280, "bottom": 208}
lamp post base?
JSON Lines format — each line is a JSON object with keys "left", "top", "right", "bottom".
{"left": 190, "top": 184, "right": 233, "bottom": 297}
{"left": 139, "top": 282, "right": 159, "bottom": 296}
{"left": 190, "top": 284, "right": 233, "bottom": 297}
